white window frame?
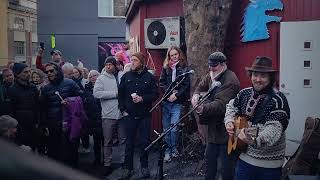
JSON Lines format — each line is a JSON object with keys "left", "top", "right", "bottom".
{"left": 98, "top": 0, "right": 114, "bottom": 17}
{"left": 15, "top": 41, "right": 25, "bottom": 56}
{"left": 31, "top": 20, "right": 37, "bottom": 32}
{"left": 14, "top": 17, "right": 25, "bottom": 31}
{"left": 32, "top": 42, "right": 38, "bottom": 56}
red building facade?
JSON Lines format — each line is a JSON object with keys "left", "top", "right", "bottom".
{"left": 126, "top": 0, "right": 320, "bottom": 134}
{"left": 226, "top": 0, "right": 320, "bottom": 88}
{"left": 126, "top": 0, "right": 184, "bottom": 135}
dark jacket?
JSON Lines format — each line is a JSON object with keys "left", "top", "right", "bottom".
{"left": 159, "top": 64, "right": 191, "bottom": 104}
{"left": 84, "top": 82, "right": 102, "bottom": 135}
{"left": 40, "top": 63, "right": 82, "bottom": 128}
{"left": 194, "top": 69, "right": 240, "bottom": 144}
{"left": 0, "top": 82, "right": 13, "bottom": 116}
{"left": 119, "top": 68, "right": 159, "bottom": 118}
{"left": 7, "top": 80, "right": 39, "bottom": 148}
{"left": 7, "top": 80, "right": 39, "bottom": 128}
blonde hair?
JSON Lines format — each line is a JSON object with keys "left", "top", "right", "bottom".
{"left": 88, "top": 70, "right": 100, "bottom": 78}
{"left": 163, "top": 46, "right": 187, "bottom": 69}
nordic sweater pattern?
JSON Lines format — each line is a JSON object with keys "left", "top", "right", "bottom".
{"left": 225, "top": 87, "right": 290, "bottom": 167}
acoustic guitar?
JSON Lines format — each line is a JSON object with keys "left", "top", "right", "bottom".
{"left": 227, "top": 116, "right": 259, "bottom": 155}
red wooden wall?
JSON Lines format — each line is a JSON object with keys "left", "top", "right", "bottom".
{"left": 127, "top": 0, "right": 184, "bottom": 138}
{"left": 226, "top": 0, "right": 320, "bottom": 88}
{"left": 127, "top": 0, "right": 320, "bottom": 136}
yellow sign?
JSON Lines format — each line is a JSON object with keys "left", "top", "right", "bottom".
{"left": 51, "top": 34, "right": 56, "bottom": 49}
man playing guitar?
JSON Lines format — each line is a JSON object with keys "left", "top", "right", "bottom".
{"left": 224, "top": 56, "right": 290, "bottom": 180}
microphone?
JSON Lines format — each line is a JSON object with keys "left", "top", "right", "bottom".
{"left": 176, "top": 70, "right": 194, "bottom": 78}
{"left": 208, "top": 81, "right": 222, "bottom": 93}
{"left": 181, "top": 70, "right": 194, "bottom": 76}
{"left": 198, "top": 81, "right": 222, "bottom": 102}
{"left": 54, "top": 91, "right": 64, "bottom": 102}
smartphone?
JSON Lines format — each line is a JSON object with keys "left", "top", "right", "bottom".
{"left": 40, "top": 42, "right": 45, "bottom": 50}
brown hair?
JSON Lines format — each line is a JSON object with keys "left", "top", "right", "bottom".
{"left": 131, "top": 52, "right": 146, "bottom": 66}
{"left": 31, "top": 69, "right": 46, "bottom": 80}
{"left": 73, "top": 66, "right": 83, "bottom": 77}
{"left": 247, "top": 71, "right": 276, "bottom": 87}
{"left": 163, "top": 46, "right": 187, "bottom": 68}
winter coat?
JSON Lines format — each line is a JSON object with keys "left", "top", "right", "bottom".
{"left": 7, "top": 80, "right": 39, "bottom": 128}
{"left": 72, "top": 76, "right": 88, "bottom": 91}
{"left": 7, "top": 80, "right": 40, "bottom": 148}
{"left": 159, "top": 64, "right": 191, "bottom": 104}
{"left": 119, "top": 68, "right": 159, "bottom": 118}
{"left": 0, "top": 82, "right": 13, "bottom": 116}
{"left": 194, "top": 69, "right": 240, "bottom": 144}
{"left": 63, "top": 96, "right": 88, "bottom": 142}
{"left": 40, "top": 62, "right": 82, "bottom": 128}
{"left": 93, "top": 71, "right": 122, "bottom": 120}
{"left": 84, "top": 82, "right": 102, "bottom": 135}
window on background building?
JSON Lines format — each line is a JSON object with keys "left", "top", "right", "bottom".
{"left": 15, "top": 41, "right": 25, "bottom": 56}
{"left": 98, "top": 0, "right": 114, "bottom": 17}
{"left": 31, "top": 21, "right": 37, "bottom": 32}
{"left": 32, "top": 42, "right": 38, "bottom": 56}
{"left": 14, "top": 17, "right": 25, "bottom": 31}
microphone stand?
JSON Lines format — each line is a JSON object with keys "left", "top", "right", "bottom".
{"left": 147, "top": 75, "right": 186, "bottom": 180}
{"left": 149, "top": 76, "right": 186, "bottom": 113}
{"left": 145, "top": 87, "right": 213, "bottom": 180}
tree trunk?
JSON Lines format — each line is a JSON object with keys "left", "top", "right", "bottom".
{"left": 183, "top": 0, "right": 233, "bottom": 90}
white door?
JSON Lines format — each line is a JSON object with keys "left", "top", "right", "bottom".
{"left": 280, "top": 20, "right": 320, "bottom": 156}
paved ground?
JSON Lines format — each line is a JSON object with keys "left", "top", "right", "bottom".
{"left": 77, "top": 134, "right": 206, "bottom": 180}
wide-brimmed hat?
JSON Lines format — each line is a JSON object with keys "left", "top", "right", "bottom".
{"left": 245, "top": 56, "right": 278, "bottom": 73}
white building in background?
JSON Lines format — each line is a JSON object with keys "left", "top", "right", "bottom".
{"left": 6, "top": 0, "right": 37, "bottom": 65}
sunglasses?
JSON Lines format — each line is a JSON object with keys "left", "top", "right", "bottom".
{"left": 45, "top": 69, "right": 55, "bottom": 74}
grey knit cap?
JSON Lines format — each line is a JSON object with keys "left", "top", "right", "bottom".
{"left": 0, "top": 115, "right": 18, "bottom": 135}
{"left": 208, "top": 51, "right": 226, "bottom": 66}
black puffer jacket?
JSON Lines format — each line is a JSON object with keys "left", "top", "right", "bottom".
{"left": 159, "top": 64, "right": 191, "bottom": 104}
{"left": 119, "top": 68, "right": 159, "bottom": 118}
{"left": 40, "top": 62, "right": 82, "bottom": 128}
{"left": 7, "top": 80, "right": 39, "bottom": 128}
{"left": 0, "top": 82, "right": 13, "bottom": 116}
{"left": 83, "top": 82, "right": 102, "bottom": 135}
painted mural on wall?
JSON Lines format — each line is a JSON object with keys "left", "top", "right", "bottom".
{"left": 98, "top": 42, "right": 130, "bottom": 71}
{"left": 241, "top": 0, "right": 283, "bottom": 42}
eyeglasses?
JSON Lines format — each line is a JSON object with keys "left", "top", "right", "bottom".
{"left": 45, "top": 69, "right": 55, "bottom": 74}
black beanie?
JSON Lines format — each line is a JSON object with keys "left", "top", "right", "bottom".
{"left": 12, "top": 63, "right": 28, "bottom": 75}
{"left": 104, "top": 56, "right": 117, "bottom": 67}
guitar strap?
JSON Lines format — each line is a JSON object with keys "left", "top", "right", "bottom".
{"left": 251, "top": 89, "right": 275, "bottom": 125}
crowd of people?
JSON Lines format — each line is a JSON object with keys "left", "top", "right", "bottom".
{"left": 0, "top": 44, "right": 291, "bottom": 180}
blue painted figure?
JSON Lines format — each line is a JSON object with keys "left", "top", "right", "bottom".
{"left": 241, "top": 0, "right": 283, "bottom": 42}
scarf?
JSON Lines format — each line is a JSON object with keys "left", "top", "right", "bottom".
{"left": 169, "top": 60, "right": 179, "bottom": 82}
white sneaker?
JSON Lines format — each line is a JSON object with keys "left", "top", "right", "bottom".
{"left": 164, "top": 153, "right": 171, "bottom": 162}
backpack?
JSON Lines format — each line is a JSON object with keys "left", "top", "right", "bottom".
{"left": 282, "top": 117, "right": 320, "bottom": 179}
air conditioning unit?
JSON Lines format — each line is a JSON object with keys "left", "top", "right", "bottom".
{"left": 144, "top": 17, "right": 180, "bottom": 49}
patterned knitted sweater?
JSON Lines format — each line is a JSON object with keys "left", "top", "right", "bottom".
{"left": 225, "top": 87, "right": 290, "bottom": 168}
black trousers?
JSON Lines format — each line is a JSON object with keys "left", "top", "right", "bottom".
{"left": 47, "top": 128, "right": 79, "bottom": 168}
